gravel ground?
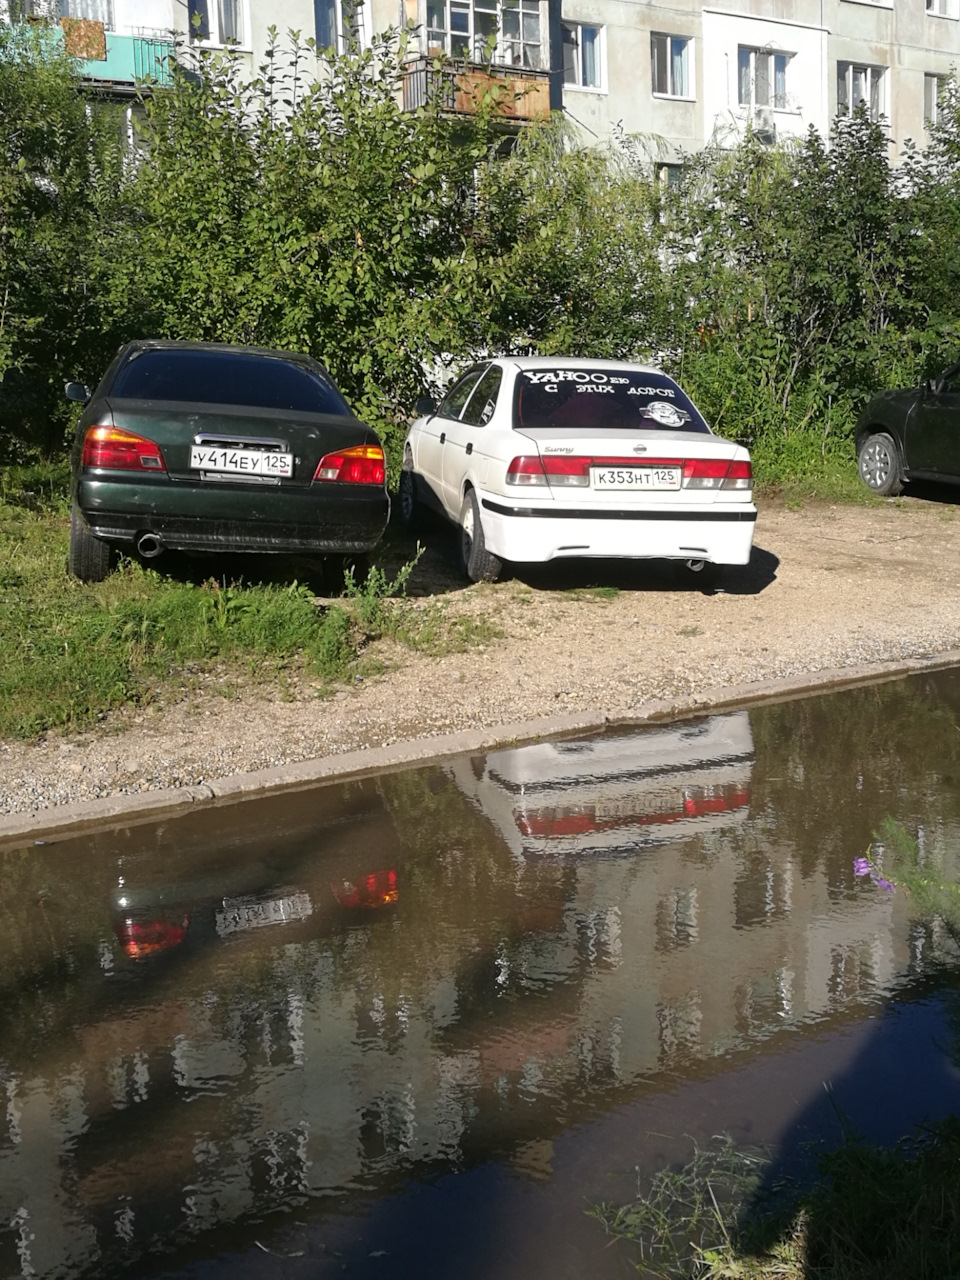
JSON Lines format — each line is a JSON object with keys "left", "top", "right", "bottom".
{"left": 2, "top": 495, "right": 959, "bottom": 816}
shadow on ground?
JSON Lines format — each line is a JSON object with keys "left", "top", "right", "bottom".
{"left": 111, "top": 507, "right": 780, "bottom": 602}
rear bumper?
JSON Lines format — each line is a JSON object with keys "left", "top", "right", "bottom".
{"left": 78, "top": 475, "right": 390, "bottom": 554}
{"left": 478, "top": 494, "right": 757, "bottom": 565}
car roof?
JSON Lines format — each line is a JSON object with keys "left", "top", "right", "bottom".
{"left": 503, "top": 356, "right": 666, "bottom": 374}
{"left": 120, "top": 339, "right": 318, "bottom": 367}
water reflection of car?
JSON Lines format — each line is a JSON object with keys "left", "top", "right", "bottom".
{"left": 114, "top": 868, "right": 400, "bottom": 961}
{"left": 109, "top": 790, "right": 402, "bottom": 963}
{"left": 447, "top": 713, "right": 754, "bottom": 860}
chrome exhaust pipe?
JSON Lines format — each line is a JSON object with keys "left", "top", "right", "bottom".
{"left": 136, "top": 532, "right": 163, "bottom": 559}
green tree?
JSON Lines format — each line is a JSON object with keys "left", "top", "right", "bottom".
{"left": 0, "top": 22, "right": 129, "bottom": 460}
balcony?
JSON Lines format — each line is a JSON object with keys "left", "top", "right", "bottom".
{"left": 402, "top": 57, "right": 550, "bottom": 124}
{"left": 58, "top": 20, "right": 174, "bottom": 92}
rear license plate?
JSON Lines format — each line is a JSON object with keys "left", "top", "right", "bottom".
{"left": 591, "top": 466, "right": 680, "bottom": 490}
{"left": 191, "top": 446, "right": 293, "bottom": 478}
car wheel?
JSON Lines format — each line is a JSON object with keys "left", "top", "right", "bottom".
{"left": 674, "top": 558, "right": 720, "bottom": 590}
{"left": 398, "top": 462, "right": 426, "bottom": 533}
{"left": 857, "top": 432, "right": 904, "bottom": 496}
{"left": 324, "top": 552, "right": 370, "bottom": 595}
{"left": 68, "top": 504, "right": 112, "bottom": 582}
{"left": 458, "top": 490, "right": 501, "bottom": 583}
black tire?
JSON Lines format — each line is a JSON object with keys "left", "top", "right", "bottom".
{"left": 673, "top": 558, "right": 721, "bottom": 590}
{"left": 323, "top": 552, "right": 370, "bottom": 595}
{"left": 398, "top": 462, "right": 426, "bottom": 533}
{"left": 68, "top": 504, "right": 112, "bottom": 582}
{"left": 458, "top": 489, "right": 501, "bottom": 583}
{"left": 857, "top": 431, "right": 904, "bottom": 496}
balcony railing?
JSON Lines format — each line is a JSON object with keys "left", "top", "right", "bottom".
{"left": 402, "top": 57, "right": 550, "bottom": 123}
{"left": 58, "top": 21, "right": 174, "bottom": 89}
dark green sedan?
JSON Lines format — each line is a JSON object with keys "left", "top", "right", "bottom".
{"left": 67, "top": 340, "right": 390, "bottom": 582}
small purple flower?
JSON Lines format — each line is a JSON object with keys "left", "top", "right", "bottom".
{"left": 876, "top": 877, "right": 895, "bottom": 893}
{"left": 853, "top": 858, "right": 872, "bottom": 878}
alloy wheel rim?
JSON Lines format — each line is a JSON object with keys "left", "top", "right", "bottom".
{"left": 861, "top": 441, "right": 891, "bottom": 489}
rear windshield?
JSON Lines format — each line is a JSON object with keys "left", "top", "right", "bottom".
{"left": 514, "top": 368, "right": 710, "bottom": 433}
{"left": 110, "top": 350, "right": 351, "bottom": 415}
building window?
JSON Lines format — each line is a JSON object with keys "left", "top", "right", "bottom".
{"left": 315, "top": 0, "right": 362, "bottom": 50}
{"left": 426, "top": 0, "right": 542, "bottom": 68}
{"left": 837, "top": 61, "right": 886, "bottom": 121}
{"left": 562, "top": 22, "right": 601, "bottom": 89}
{"left": 60, "top": 0, "right": 114, "bottom": 25}
{"left": 738, "top": 47, "right": 790, "bottom": 110}
{"left": 650, "top": 32, "right": 691, "bottom": 99}
{"left": 925, "top": 73, "right": 945, "bottom": 123}
{"left": 926, "top": 0, "right": 957, "bottom": 17}
{"left": 188, "top": 0, "right": 245, "bottom": 44}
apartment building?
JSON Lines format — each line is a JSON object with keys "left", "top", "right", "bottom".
{"left": 7, "top": 0, "right": 959, "bottom": 152}
{"left": 556, "top": 0, "right": 960, "bottom": 161}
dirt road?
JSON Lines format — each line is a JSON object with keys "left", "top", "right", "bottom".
{"left": 2, "top": 495, "right": 959, "bottom": 818}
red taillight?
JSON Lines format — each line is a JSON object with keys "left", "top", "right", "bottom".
{"left": 332, "top": 868, "right": 399, "bottom": 909}
{"left": 507, "top": 454, "right": 752, "bottom": 491}
{"left": 115, "top": 914, "right": 189, "bottom": 960}
{"left": 82, "top": 426, "right": 166, "bottom": 472}
{"left": 506, "top": 455, "right": 548, "bottom": 486}
{"left": 682, "top": 458, "right": 753, "bottom": 490}
{"left": 314, "top": 444, "right": 385, "bottom": 485}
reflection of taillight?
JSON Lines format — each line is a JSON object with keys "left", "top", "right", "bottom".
{"left": 115, "top": 914, "right": 189, "bottom": 960}
{"left": 332, "top": 869, "right": 398, "bottom": 908}
{"left": 313, "top": 445, "right": 385, "bottom": 485}
{"left": 82, "top": 426, "right": 166, "bottom": 472}
{"left": 516, "top": 784, "right": 751, "bottom": 838}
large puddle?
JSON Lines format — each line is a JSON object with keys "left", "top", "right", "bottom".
{"left": 2, "top": 671, "right": 960, "bottom": 1278}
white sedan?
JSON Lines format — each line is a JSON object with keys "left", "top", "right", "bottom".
{"left": 399, "top": 357, "right": 756, "bottom": 585}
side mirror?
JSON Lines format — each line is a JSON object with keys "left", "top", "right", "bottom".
{"left": 64, "top": 381, "right": 91, "bottom": 403}
{"left": 414, "top": 395, "right": 437, "bottom": 417}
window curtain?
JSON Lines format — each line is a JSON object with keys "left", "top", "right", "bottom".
{"left": 581, "top": 26, "right": 598, "bottom": 88}
{"left": 738, "top": 47, "right": 751, "bottom": 106}
{"left": 218, "top": 0, "right": 242, "bottom": 42}
{"left": 314, "top": 0, "right": 336, "bottom": 47}
{"left": 187, "top": 0, "right": 210, "bottom": 39}
{"left": 670, "top": 37, "right": 686, "bottom": 96}
{"left": 61, "top": 0, "right": 113, "bottom": 23}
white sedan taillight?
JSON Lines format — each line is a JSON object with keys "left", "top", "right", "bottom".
{"left": 506, "top": 455, "right": 753, "bottom": 490}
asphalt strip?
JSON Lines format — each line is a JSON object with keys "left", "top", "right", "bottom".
{"left": 3, "top": 649, "right": 960, "bottom": 851}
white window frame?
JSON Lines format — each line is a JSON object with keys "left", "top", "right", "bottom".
{"left": 650, "top": 32, "right": 693, "bottom": 101}
{"left": 926, "top": 0, "right": 958, "bottom": 19}
{"left": 837, "top": 61, "right": 887, "bottom": 122}
{"left": 425, "top": 0, "right": 544, "bottom": 70}
{"left": 737, "top": 46, "right": 792, "bottom": 111}
{"left": 561, "top": 21, "right": 603, "bottom": 91}
{"left": 187, "top": 0, "right": 250, "bottom": 49}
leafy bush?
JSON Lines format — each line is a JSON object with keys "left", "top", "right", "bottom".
{"left": 4, "top": 24, "right": 960, "bottom": 478}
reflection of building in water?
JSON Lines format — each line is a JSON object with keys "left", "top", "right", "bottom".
{"left": 0, "top": 722, "right": 957, "bottom": 1278}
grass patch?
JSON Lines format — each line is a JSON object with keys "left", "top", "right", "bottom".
{"left": 0, "top": 502, "right": 497, "bottom": 739}
{"left": 589, "top": 1119, "right": 960, "bottom": 1279}
{"left": 752, "top": 442, "right": 877, "bottom": 508}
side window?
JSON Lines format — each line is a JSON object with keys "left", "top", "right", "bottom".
{"left": 438, "top": 370, "right": 484, "bottom": 420}
{"left": 939, "top": 365, "right": 960, "bottom": 394}
{"left": 460, "top": 366, "right": 503, "bottom": 427}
